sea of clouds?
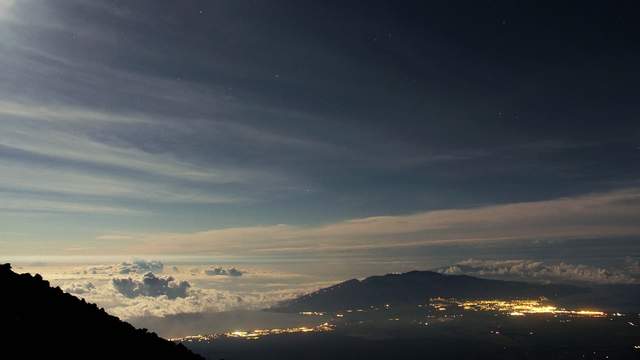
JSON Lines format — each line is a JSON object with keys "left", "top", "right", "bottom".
{"left": 14, "top": 260, "right": 329, "bottom": 319}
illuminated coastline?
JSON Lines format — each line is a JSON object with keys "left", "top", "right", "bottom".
{"left": 169, "top": 322, "right": 335, "bottom": 343}
{"left": 429, "top": 298, "right": 606, "bottom": 317}
{"left": 171, "top": 298, "right": 613, "bottom": 344}
{"left": 299, "top": 311, "right": 326, "bottom": 316}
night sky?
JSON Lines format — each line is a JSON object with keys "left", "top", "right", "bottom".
{"left": 0, "top": 1, "right": 639, "bottom": 266}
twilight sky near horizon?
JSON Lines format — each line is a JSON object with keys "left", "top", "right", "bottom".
{"left": 0, "top": 0, "right": 639, "bottom": 266}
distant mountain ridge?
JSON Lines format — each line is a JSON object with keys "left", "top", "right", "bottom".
{"left": 0, "top": 263, "right": 203, "bottom": 359}
{"left": 271, "top": 270, "right": 587, "bottom": 312}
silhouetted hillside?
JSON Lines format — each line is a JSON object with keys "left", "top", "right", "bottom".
{"left": 0, "top": 263, "right": 203, "bottom": 359}
{"left": 272, "top": 270, "right": 587, "bottom": 312}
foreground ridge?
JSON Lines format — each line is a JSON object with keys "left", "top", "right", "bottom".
{"left": 0, "top": 263, "right": 203, "bottom": 360}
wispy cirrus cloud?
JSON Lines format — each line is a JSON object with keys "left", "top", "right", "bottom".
{"left": 0, "top": 0, "right": 498, "bottom": 223}
{"left": 2, "top": 0, "right": 638, "bottom": 263}
{"left": 0, "top": 159, "right": 247, "bottom": 205}
{"left": 0, "top": 194, "right": 143, "bottom": 215}
{"left": 0, "top": 100, "right": 152, "bottom": 124}
{"left": 0, "top": 1, "right": 335, "bottom": 217}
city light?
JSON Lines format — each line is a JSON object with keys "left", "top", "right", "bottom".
{"left": 169, "top": 323, "right": 335, "bottom": 343}
{"left": 428, "top": 298, "right": 607, "bottom": 318}
{"left": 299, "top": 311, "right": 326, "bottom": 316}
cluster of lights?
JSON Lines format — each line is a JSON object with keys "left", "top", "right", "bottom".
{"left": 429, "top": 298, "right": 606, "bottom": 318}
{"left": 170, "top": 323, "right": 335, "bottom": 343}
{"left": 168, "top": 334, "right": 215, "bottom": 343}
{"left": 172, "top": 298, "right": 614, "bottom": 345}
{"left": 227, "top": 322, "right": 334, "bottom": 340}
{"left": 299, "top": 311, "right": 326, "bottom": 316}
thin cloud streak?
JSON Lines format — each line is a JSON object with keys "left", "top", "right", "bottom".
{"left": 0, "top": 196, "right": 143, "bottom": 215}
{"left": 0, "top": 100, "right": 152, "bottom": 124}
{"left": 0, "top": 160, "right": 248, "bottom": 205}
{"left": 110, "top": 188, "right": 640, "bottom": 255}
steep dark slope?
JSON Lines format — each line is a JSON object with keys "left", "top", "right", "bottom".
{"left": 272, "top": 270, "right": 587, "bottom": 312}
{"left": 0, "top": 263, "right": 203, "bottom": 359}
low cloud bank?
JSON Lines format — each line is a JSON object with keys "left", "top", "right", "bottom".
{"left": 438, "top": 258, "right": 640, "bottom": 284}
{"left": 46, "top": 262, "right": 348, "bottom": 319}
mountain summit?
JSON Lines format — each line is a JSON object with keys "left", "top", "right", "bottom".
{"left": 0, "top": 263, "right": 203, "bottom": 359}
{"left": 272, "top": 270, "right": 586, "bottom": 312}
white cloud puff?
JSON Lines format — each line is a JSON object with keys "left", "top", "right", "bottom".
{"left": 438, "top": 258, "right": 639, "bottom": 284}
{"left": 83, "top": 260, "right": 164, "bottom": 276}
{"left": 204, "top": 267, "right": 244, "bottom": 277}
{"left": 63, "top": 281, "right": 96, "bottom": 295}
{"left": 117, "top": 260, "right": 164, "bottom": 274}
{"left": 112, "top": 272, "right": 189, "bottom": 299}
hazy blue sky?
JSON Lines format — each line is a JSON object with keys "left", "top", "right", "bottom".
{"left": 0, "top": 1, "right": 638, "bottom": 265}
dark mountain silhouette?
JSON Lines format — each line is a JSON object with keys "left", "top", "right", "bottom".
{"left": 271, "top": 270, "right": 587, "bottom": 312}
{"left": 0, "top": 263, "right": 203, "bottom": 359}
